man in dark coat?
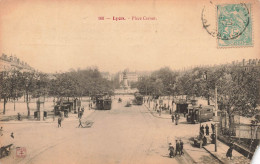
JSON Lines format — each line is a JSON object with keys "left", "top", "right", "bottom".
{"left": 226, "top": 144, "right": 234, "bottom": 160}
{"left": 211, "top": 123, "right": 215, "bottom": 134}
{"left": 200, "top": 125, "right": 205, "bottom": 135}
{"left": 203, "top": 136, "right": 207, "bottom": 146}
{"left": 205, "top": 124, "right": 209, "bottom": 136}
{"left": 168, "top": 143, "right": 175, "bottom": 158}
{"left": 175, "top": 140, "right": 180, "bottom": 156}
{"left": 211, "top": 133, "right": 216, "bottom": 144}
{"left": 180, "top": 139, "right": 184, "bottom": 155}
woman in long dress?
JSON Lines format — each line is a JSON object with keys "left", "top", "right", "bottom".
{"left": 226, "top": 145, "right": 234, "bottom": 160}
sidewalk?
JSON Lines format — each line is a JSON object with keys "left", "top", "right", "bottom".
{"left": 0, "top": 109, "right": 95, "bottom": 124}
{"left": 203, "top": 140, "right": 251, "bottom": 164}
{"left": 144, "top": 104, "right": 171, "bottom": 119}
{"left": 184, "top": 139, "right": 219, "bottom": 164}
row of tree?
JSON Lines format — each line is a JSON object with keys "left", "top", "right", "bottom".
{"left": 135, "top": 65, "right": 260, "bottom": 118}
{"left": 0, "top": 68, "right": 113, "bottom": 116}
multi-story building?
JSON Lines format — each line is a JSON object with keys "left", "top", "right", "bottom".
{"left": 232, "top": 58, "right": 260, "bottom": 71}
{"left": 0, "top": 53, "right": 34, "bottom": 73}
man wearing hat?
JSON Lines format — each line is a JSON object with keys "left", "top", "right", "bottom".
{"left": 168, "top": 143, "right": 174, "bottom": 158}
{"left": 180, "top": 139, "right": 184, "bottom": 155}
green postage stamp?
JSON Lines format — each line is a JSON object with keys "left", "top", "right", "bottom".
{"left": 217, "top": 4, "right": 252, "bottom": 47}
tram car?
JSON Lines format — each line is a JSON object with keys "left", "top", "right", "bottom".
{"left": 186, "top": 105, "right": 214, "bottom": 124}
{"left": 134, "top": 92, "right": 144, "bottom": 105}
{"left": 103, "top": 97, "right": 112, "bottom": 110}
{"left": 95, "top": 93, "right": 112, "bottom": 110}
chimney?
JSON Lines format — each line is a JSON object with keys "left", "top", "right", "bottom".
{"left": 249, "top": 59, "right": 252, "bottom": 65}
{"left": 242, "top": 59, "right": 245, "bottom": 66}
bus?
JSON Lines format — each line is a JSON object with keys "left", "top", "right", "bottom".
{"left": 186, "top": 105, "right": 214, "bottom": 124}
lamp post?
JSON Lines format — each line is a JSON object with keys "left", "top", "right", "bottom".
{"left": 89, "top": 92, "right": 91, "bottom": 110}
{"left": 199, "top": 105, "right": 202, "bottom": 135}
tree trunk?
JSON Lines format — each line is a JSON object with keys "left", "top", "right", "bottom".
{"left": 13, "top": 98, "right": 16, "bottom": 111}
{"left": 26, "top": 93, "right": 30, "bottom": 117}
{"left": 207, "top": 94, "right": 210, "bottom": 105}
{"left": 3, "top": 98, "right": 7, "bottom": 114}
{"left": 227, "top": 108, "right": 233, "bottom": 138}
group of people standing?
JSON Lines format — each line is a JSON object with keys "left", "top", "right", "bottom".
{"left": 199, "top": 124, "right": 210, "bottom": 136}
{"left": 198, "top": 124, "right": 216, "bottom": 146}
{"left": 171, "top": 113, "right": 180, "bottom": 125}
{"left": 168, "top": 139, "right": 184, "bottom": 158}
{"left": 57, "top": 106, "right": 85, "bottom": 128}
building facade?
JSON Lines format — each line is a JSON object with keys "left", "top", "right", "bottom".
{"left": 0, "top": 53, "right": 34, "bottom": 73}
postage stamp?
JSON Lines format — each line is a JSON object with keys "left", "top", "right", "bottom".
{"left": 217, "top": 3, "right": 253, "bottom": 47}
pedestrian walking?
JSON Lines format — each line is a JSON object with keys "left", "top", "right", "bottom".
{"left": 226, "top": 144, "right": 234, "bottom": 160}
{"left": 171, "top": 114, "right": 175, "bottom": 123}
{"left": 78, "top": 118, "right": 83, "bottom": 128}
{"left": 58, "top": 117, "right": 62, "bottom": 128}
{"left": 11, "top": 132, "right": 14, "bottom": 139}
{"left": 168, "top": 143, "right": 175, "bottom": 158}
{"left": 180, "top": 139, "right": 184, "bottom": 155}
{"left": 175, "top": 140, "right": 180, "bottom": 156}
{"left": 175, "top": 114, "right": 179, "bottom": 125}
{"left": 205, "top": 124, "right": 209, "bottom": 136}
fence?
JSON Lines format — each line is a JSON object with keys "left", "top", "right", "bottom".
{"left": 219, "top": 111, "right": 260, "bottom": 153}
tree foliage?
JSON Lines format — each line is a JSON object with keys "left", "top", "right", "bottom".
{"left": 135, "top": 64, "right": 260, "bottom": 117}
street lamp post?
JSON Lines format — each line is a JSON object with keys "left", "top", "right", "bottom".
{"left": 214, "top": 85, "right": 218, "bottom": 152}
{"left": 89, "top": 92, "right": 91, "bottom": 110}
{"left": 199, "top": 106, "right": 201, "bottom": 134}
{"left": 215, "top": 123, "right": 218, "bottom": 152}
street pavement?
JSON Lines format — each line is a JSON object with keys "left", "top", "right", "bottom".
{"left": 0, "top": 95, "right": 251, "bottom": 164}
{"left": 203, "top": 140, "right": 251, "bottom": 164}
{"left": 144, "top": 101, "right": 251, "bottom": 164}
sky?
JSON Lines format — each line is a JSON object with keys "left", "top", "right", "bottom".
{"left": 0, "top": 0, "right": 259, "bottom": 73}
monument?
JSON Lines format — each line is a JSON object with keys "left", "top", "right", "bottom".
{"left": 122, "top": 70, "right": 129, "bottom": 89}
